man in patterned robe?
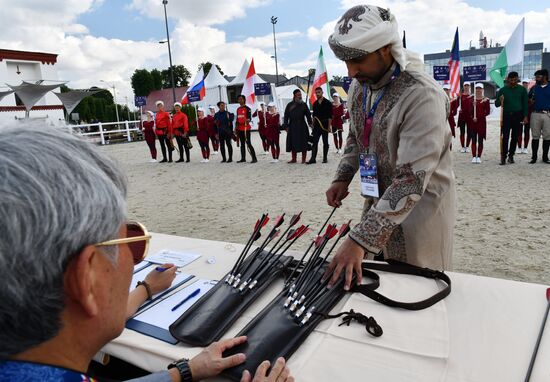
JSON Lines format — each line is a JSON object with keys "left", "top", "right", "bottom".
{"left": 324, "top": 4, "right": 456, "bottom": 290}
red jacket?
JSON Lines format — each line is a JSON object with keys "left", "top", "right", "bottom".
{"left": 458, "top": 94, "right": 473, "bottom": 123}
{"left": 172, "top": 111, "right": 189, "bottom": 136}
{"left": 448, "top": 97, "right": 458, "bottom": 129}
{"left": 332, "top": 104, "right": 345, "bottom": 130}
{"left": 155, "top": 111, "right": 172, "bottom": 136}
{"left": 253, "top": 109, "right": 266, "bottom": 130}
{"left": 206, "top": 115, "right": 216, "bottom": 136}
{"left": 236, "top": 106, "right": 252, "bottom": 131}
{"left": 470, "top": 98, "right": 491, "bottom": 138}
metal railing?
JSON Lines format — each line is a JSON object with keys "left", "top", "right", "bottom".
{"left": 69, "top": 120, "right": 142, "bottom": 145}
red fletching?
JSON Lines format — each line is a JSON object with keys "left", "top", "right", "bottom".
{"left": 288, "top": 225, "right": 306, "bottom": 240}
{"left": 327, "top": 224, "right": 338, "bottom": 239}
{"left": 314, "top": 235, "right": 324, "bottom": 248}
{"left": 262, "top": 216, "right": 270, "bottom": 228}
{"left": 274, "top": 214, "right": 285, "bottom": 228}
{"left": 254, "top": 214, "right": 268, "bottom": 230}
{"left": 252, "top": 230, "right": 262, "bottom": 241}
{"left": 289, "top": 211, "right": 302, "bottom": 227}
{"left": 324, "top": 224, "right": 334, "bottom": 236}
{"left": 547, "top": 288, "right": 550, "bottom": 301}
{"left": 270, "top": 229, "right": 280, "bottom": 240}
{"left": 254, "top": 218, "right": 260, "bottom": 230}
{"left": 297, "top": 225, "right": 309, "bottom": 238}
{"left": 338, "top": 220, "right": 352, "bottom": 236}
{"left": 286, "top": 229, "right": 296, "bottom": 240}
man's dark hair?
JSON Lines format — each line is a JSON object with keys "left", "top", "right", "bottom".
{"left": 217, "top": 101, "right": 225, "bottom": 107}
{"left": 293, "top": 89, "right": 301, "bottom": 95}
{"left": 508, "top": 71, "right": 519, "bottom": 79}
{"left": 315, "top": 87, "right": 323, "bottom": 92}
{"left": 237, "top": 94, "right": 245, "bottom": 101}
{"left": 535, "top": 69, "right": 549, "bottom": 79}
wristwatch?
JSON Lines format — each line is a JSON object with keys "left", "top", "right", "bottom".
{"left": 167, "top": 358, "right": 193, "bottom": 382}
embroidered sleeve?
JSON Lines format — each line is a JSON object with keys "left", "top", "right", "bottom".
{"left": 350, "top": 85, "right": 449, "bottom": 251}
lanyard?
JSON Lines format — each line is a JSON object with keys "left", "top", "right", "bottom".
{"left": 362, "top": 65, "right": 401, "bottom": 149}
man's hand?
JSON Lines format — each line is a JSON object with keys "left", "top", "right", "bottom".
{"left": 499, "top": 95, "right": 504, "bottom": 104}
{"left": 323, "top": 237, "right": 364, "bottom": 291}
{"left": 326, "top": 181, "right": 350, "bottom": 207}
{"left": 523, "top": 117, "right": 529, "bottom": 125}
{"left": 189, "top": 336, "right": 247, "bottom": 381}
{"left": 240, "top": 357, "right": 294, "bottom": 382}
{"left": 144, "top": 263, "right": 177, "bottom": 295}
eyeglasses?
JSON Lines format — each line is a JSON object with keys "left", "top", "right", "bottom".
{"left": 96, "top": 221, "right": 151, "bottom": 265}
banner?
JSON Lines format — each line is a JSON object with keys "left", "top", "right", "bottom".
{"left": 187, "top": 90, "right": 201, "bottom": 103}
{"left": 463, "top": 65, "right": 487, "bottom": 82}
{"left": 134, "top": 96, "right": 147, "bottom": 107}
{"left": 342, "top": 77, "right": 352, "bottom": 93}
{"left": 433, "top": 66, "right": 450, "bottom": 81}
{"left": 254, "top": 83, "right": 271, "bottom": 96}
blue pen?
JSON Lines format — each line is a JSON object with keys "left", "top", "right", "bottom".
{"left": 171, "top": 288, "right": 201, "bottom": 312}
{"left": 155, "top": 266, "right": 169, "bottom": 272}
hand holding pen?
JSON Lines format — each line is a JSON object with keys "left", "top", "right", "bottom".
{"left": 144, "top": 263, "right": 177, "bottom": 295}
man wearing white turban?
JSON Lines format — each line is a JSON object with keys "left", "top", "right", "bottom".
{"left": 325, "top": 5, "right": 456, "bottom": 290}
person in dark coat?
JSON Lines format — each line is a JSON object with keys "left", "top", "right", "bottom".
{"left": 284, "top": 89, "right": 312, "bottom": 163}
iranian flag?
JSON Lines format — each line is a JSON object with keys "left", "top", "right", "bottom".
{"left": 309, "top": 46, "right": 330, "bottom": 105}
{"left": 489, "top": 18, "right": 524, "bottom": 88}
{"left": 241, "top": 58, "right": 256, "bottom": 108}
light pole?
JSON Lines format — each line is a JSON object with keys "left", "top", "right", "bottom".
{"left": 271, "top": 16, "right": 279, "bottom": 85}
{"left": 124, "top": 96, "right": 131, "bottom": 121}
{"left": 100, "top": 80, "right": 120, "bottom": 125}
{"left": 162, "top": 0, "right": 177, "bottom": 104}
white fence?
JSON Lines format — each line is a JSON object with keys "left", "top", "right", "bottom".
{"left": 70, "top": 120, "right": 142, "bottom": 145}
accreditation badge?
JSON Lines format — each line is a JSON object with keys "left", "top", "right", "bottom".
{"left": 359, "top": 152, "right": 379, "bottom": 198}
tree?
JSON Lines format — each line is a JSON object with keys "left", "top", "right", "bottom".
{"left": 330, "top": 75, "right": 343, "bottom": 86}
{"left": 198, "top": 62, "right": 224, "bottom": 77}
{"left": 151, "top": 69, "right": 163, "bottom": 90}
{"left": 131, "top": 69, "right": 155, "bottom": 97}
{"left": 161, "top": 65, "right": 191, "bottom": 88}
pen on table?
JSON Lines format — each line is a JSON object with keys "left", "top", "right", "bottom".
{"left": 171, "top": 288, "right": 201, "bottom": 312}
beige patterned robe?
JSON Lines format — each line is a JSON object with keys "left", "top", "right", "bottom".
{"left": 334, "top": 64, "right": 455, "bottom": 270}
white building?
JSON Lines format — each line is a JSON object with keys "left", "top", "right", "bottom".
{"left": 0, "top": 49, "right": 64, "bottom": 122}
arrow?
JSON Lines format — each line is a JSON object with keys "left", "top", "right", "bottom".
{"left": 524, "top": 287, "right": 550, "bottom": 382}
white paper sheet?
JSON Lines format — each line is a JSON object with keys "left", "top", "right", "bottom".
{"left": 132, "top": 279, "right": 217, "bottom": 330}
{"left": 146, "top": 249, "right": 201, "bottom": 268}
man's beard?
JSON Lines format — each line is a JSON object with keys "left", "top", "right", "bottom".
{"left": 295, "top": 98, "right": 303, "bottom": 104}
{"left": 536, "top": 80, "right": 543, "bottom": 85}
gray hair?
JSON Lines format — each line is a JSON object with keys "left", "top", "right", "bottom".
{"left": 0, "top": 123, "right": 128, "bottom": 357}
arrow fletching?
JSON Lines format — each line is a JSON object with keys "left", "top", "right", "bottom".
{"left": 297, "top": 225, "right": 310, "bottom": 238}
{"left": 269, "top": 229, "right": 280, "bottom": 240}
{"left": 314, "top": 235, "right": 324, "bottom": 248}
{"left": 327, "top": 224, "right": 339, "bottom": 239}
{"left": 262, "top": 216, "right": 270, "bottom": 228}
{"left": 286, "top": 228, "right": 296, "bottom": 240}
{"left": 289, "top": 211, "right": 302, "bottom": 227}
{"left": 274, "top": 214, "right": 285, "bottom": 228}
{"left": 252, "top": 230, "right": 262, "bottom": 242}
{"left": 547, "top": 288, "right": 550, "bottom": 301}
{"left": 288, "top": 225, "right": 307, "bottom": 240}
{"left": 338, "top": 220, "right": 352, "bottom": 237}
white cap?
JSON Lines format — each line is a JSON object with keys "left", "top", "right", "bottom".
{"left": 155, "top": 100, "right": 164, "bottom": 107}
{"left": 332, "top": 93, "right": 339, "bottom": 97}
{"left": 475, "top": 83, "right": 484, "bottom": 89}
{"left": 522, "top": 78, "right": 530, "bottom": 83}
{"left": 463, "top": 82, "right": 471, "bottom": 87}
{"left": 208, "top": 105, "right": 216, "bottom": 110}
{"left": 267, "top": 102, "right": 276, "bottom": 107}
{"left": 173, "top": 102, "right": 182, "bottom": 108}
{"left": 442, "top": 84, "right": 451, "bottom": 90}
{"left": 146, "top": 110, "right": 154, "bottom": 116}
{"left": 197, "top": 107, "right": 205, "bottom": 112}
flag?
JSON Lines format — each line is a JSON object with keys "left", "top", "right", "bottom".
{"left": 309, "top": 46, "right": 330, "bottom": 105}
{"left": 241, "top": 58, "right": 256, "bottom": 108}
{"left": 490, "top": 18, "right": 525, "bottom": 88}
{"left": 181, "top": 68, "right": 206, "bottom": 104}
{"left": 447, "top": 28, "right": 460, "bottom": 97}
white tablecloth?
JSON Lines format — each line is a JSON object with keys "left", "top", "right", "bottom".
{"left": 102, "top": 233, "right": 550, "bottom": 381}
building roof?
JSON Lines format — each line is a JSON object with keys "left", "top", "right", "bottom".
{"left": 424, "top": 42, "right": 543, "bottom": 61}
{"left": 0, "top": 49, "right": 58, "bottom": 65}
{"left": 145, "top": 87, "right": 189, "bottom": 109}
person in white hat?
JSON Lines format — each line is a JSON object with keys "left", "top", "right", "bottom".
{"left": 154, "top": 100, "right": 174, "bottom": 163}
{"left": 141, "top": 111, "right": 157, "bottom": 162}
{"left": 253, "top": 102, "right": 270, "bottom": 155}
{"left": 457, "top": 83, "right": 473, "bottom": 153}
{"left": 332, "top": 93, "right": 345, "bottom": 154}
{"left": 325, "top": 5, "right": 455, "bottom": 289}
{"left": 194, "top": 107, "right": 210, "bottom": 162}
{"left": 172, "top": 102, "right": 190, "bottom": 163}
{"left": 442, "top": 84, "right": 458, "bottom": 145}
{"left": 265, "top": 102, "right": 281, "bottom": 162}
{"left": 206, "top": 106, "right": 219, "bottom": 155}
{"left": 469, "top": 83, "right": 490, "bottom": 164}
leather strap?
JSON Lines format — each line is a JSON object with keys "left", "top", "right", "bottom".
{"left": 352, "top": 260, "right": 451, "bottom": 311}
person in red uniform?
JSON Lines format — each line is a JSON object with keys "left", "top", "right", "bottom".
{"left": 265, "top": 102, "right": 281, "bottom": 163}
{"left": 141, "top": 111, "right": 157, "bottom": 162}
{"left": 154, "top": 100, "right": 173, "bottom": 163}
{"left": 194, "top": 107, "right": 210, "bottom": 163}
{"left": 469, "top": 83, "right": 491, "bottom": 164}
{"left": 172, "top": 102, "right": 190, "bottom": 163}
{"left": 235, "top": 94, "right": 257, "bottom": 163}
{"left": 253, "top": 102, "right": 269, "bottom": 155}
{"left": 443, "top": 84, "right": 458, "bottom": 142}
{"left": 331, "top": 93, "right": 345, "bottom": 154}
{"left": 458, "top": 83, "right": 474, "bottom": 153}
{"left": 207, "top": 105, "right": 219, "bottom": 155}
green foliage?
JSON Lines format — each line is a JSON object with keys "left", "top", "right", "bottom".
{"left": 131, "top": 69, "right": 155, "bottom": 97}
{"left": 198, "top": 62, "right": 224, "bottom": 77}
{"left": 329, "top": 75, "right": 343, "bottom": 86}
{"left": 151, "top": 69, "right": 163, "bottom": 90}
{"left": 181, "top": 105, "right": 197, "bottom": 135}
{"left": 161, "top": 64, "right": 191, "bottom": 88}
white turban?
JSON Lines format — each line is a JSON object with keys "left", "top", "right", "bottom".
{"left": 328, "top": 5, "right": 423, "bottom": 72}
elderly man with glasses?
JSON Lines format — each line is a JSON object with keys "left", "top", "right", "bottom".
{"left": 0, "top": 125, "right": 293, "bottom": 382}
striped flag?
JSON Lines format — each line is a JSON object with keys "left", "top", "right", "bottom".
{"left": 309, "top": 46, "right": 330, "bottom": 105}
{"left": 241, "top": 58, "right": 256, "bottom": 108}
{"left": 490, "top": 18, "right": 524, "bottom": 87}
{"left": 448, "top": 28, "right": 460, "bottom": 97}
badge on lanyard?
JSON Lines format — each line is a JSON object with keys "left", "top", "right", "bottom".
{"left": 359, "top": 152, "right": 379, "bottom": 198}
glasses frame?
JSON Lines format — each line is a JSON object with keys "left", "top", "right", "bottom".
{"left": 96, "top": 221, "right": 151, "bottom": 264}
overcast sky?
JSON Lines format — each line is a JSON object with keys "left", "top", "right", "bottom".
{"left": 1, "top": 0, "right": 547, "bottom": 105}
